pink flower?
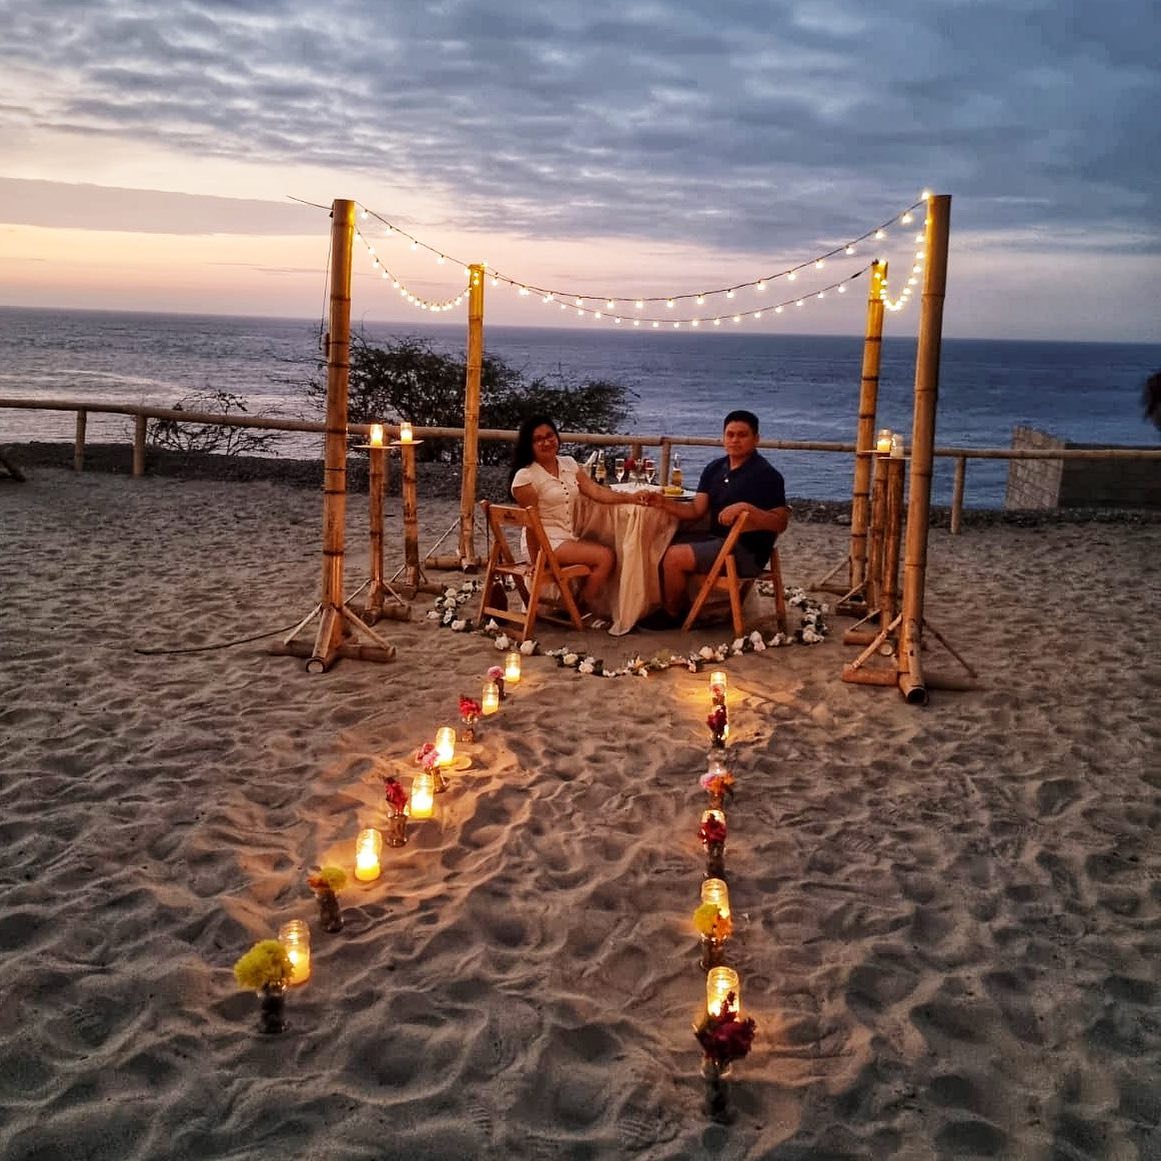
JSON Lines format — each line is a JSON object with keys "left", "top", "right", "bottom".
{"left": 459, "top": 697, "right": 482, "bottom": 719}
{"left": 383, "top": 776, "right": 409, "bottom": 813}
{"left": 487, "top": 666, "right": 504, "bottom": 681}
{"left": 414, "top": 741, "right": 436, "bottom": 764}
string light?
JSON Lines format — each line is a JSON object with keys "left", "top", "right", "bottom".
{"left": 354, "top": 195, "right": 927, "bottom": 313}
{"left": 354, "top": 230, "right": 468, "bottom": 313}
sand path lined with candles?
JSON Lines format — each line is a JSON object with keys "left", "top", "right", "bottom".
{"left": 1, "top": 468, "right": 1159, "bottom": 1159}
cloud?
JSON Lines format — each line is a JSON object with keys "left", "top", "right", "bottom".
{"left": 0, "top": 179, "right": 325, "bottom": 235}
{"left": 0, "top": 0, "right": 1155, "bottom": 258}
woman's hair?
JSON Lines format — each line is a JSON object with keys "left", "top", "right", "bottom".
{"left": 509, "top": 414, "right": 559, "bottom": 490}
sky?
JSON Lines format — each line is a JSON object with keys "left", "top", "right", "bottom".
{"left": 0, "top": 0, "right": 1157, "bottom": 342}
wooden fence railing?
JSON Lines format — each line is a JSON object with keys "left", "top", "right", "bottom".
{"left": 3, "top": 396, "right": 1160, "bottom": 535}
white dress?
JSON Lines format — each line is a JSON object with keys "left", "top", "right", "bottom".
{"left": 511, "top": 455, "right": 582, "bottom": 554}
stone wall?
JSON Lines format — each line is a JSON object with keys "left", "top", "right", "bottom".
{"left": 1005, "top": 426, "right": 1161, "bottom": 510}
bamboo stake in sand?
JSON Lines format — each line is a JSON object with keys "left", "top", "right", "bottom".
{"left": 271, "top": 199, "right": 397, "bottom": 670}
{"left": 457, "top": 265, "right": 485, "bottom": 568}
{"left": 814, "top": 260, "right": 886, "bottom": 598}
{"left": 360, "top": 442, "right": 409, "bottom": 623}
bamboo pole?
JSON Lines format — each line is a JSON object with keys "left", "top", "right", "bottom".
{"left": 133, "top": 414, "right": 147, "bottom": 477}
{"left": 851, "top": 260, "right": 887, "bottom": 588}
{"left": 898, "top": 193, "right": 951, "bottom": 702}
{"left": 881, "top": 453, "right": 906, "bottom": 625}
{"left": 457, "top": 264, "right": 485, "bottom": 566}
{"left": 950, "top": 456, "right": 966, "bottom": 535}
{"left": 74, "top": 410, "right": 86, "bottom": 471}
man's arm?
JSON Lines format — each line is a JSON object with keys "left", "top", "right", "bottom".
{"left": 645, "top": 491, "right": 709, "bottom": 521}
{"left": 718, "top": 501, "right": 790, "bottom": 533}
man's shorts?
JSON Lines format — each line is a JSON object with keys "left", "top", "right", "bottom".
{"left": 671, "top": 530, "right": 766, "bottom": 577}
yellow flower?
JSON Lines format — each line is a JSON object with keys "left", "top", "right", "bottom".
{"left": 309, "top": 866, "right": 347, "bottom": 892}
{"left": 693, "top": 903, "right": 732, "bottom": 941}
{"left": 233, "top": 940, "right": 293, "bottom": 990}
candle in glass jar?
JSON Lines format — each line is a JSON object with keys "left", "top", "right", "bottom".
{"left": 890, "top": 432, "right": 904, "bottom": 458}
{"left": 278, "top": 919, "right": 311, "bottom": 985}
{"left": 701, "top": 877, "right": 731, "bottom": 917}
{"left": 876, "top": 428, "right": 893, "bottom": 454}
{"left": 504, "top": 651, "right": 522, "bottom": 685}
{"left": 399, "top": 421, "right": 413, "bottom": 443}
{"left": 434, "top": 726, "right": 456, "bottom": 766}
{"left": 369, "top": 423, "right": 384, "bottom": 447}
{"left": 706, "top": 966, "right": 741, "bottom": 1017}
{"left": 410, "top": 771, "right": 435, "bottom": 819}
{"left": 482, "top": 681, "right": 500, "bottom": 715}
{"left": 354, "top": 828, "right": 383, "bottom": 881}
{"left": 709, "top": 670, "right": 727, "bottom": 704}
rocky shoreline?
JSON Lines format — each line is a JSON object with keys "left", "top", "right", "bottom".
{"left": 4, "top": 440, "right": 1159, "bottom": 528}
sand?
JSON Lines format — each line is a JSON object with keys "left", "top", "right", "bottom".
{"left": 1, "top": 466, "right": 1159, "bottom": 1160}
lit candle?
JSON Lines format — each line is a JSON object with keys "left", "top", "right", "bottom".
{"left": 701, "top": 877, "right": 731, "bottom": 918}
{"left": 709, "top": 670, "right": 727, "bottom": 704}
{"left": 399, "top": 421, "right": 413, "bottom": 443}
{"left": 701, "top": 807, "right": 727, "bottom": 831}
{"left": 369, "top": 423, "right": 384, "bottom": 447}
{"left": 354, "top": 828, "right": 383, "bottom": 881}
{"left": 706, "top": 966, "right": 741, "bottom": 1017}
{"left": 504, "top": 651, "right": 522, "bottom": 685}
{"left": 410, "top": 771, "right": 435, "bottom": 819}
{"left": 278, "top": 919, "right": 311, "bottom": 985}
{"left": 876, "top": 428, "right": 893, "bottom": 454}
{"left": 434, "top": 726, "right": 456, "bottom": 766}
{"left": 482, "top": 681, "right": 500, "bottom": 715}
{"left": 890, "top": 432, "right": 904, "bottom": 458}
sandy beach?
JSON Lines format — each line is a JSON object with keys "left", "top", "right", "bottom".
{"left": 1, "top": 463, "right": 1159, "bottom": 1160}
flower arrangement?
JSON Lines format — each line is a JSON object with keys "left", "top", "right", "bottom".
{"left": 692, "top": 903, "right": 733, "bottom": 944}
{"left": 699, "top": 814, "right": 728, "bottom": 849}
{"left": 707, "top": 705, "right": 728, "bottom": 748}
{"left": 487, "top": 665, "right": 506, "bottom": 700}
{"left": 384, "top": 775, "right": 409, "bottom": 815}
{"left": 459, "top": 696, "right": 482, "bottom": 742}
{"left": 695, "top": 991, "right": 756, "bottom": 1070}
{"left": 700, "top": 769, "right": 735, "bottom": 806}
{"left": 427, "top": 582, "right": 828, "bottom": 678}
{"left": 234, "top": 940, "right": 294, "bottom": 991}
{"left": 307, "top": 865, "right": 346, "bottom": 932}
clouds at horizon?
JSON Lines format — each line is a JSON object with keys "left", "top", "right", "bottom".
{"left": 0, "top": 0, "right": 1157, "bottom": 337}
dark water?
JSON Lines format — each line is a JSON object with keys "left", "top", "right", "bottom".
{"left": 1, "top": 306, "right": 1157, "bottom": 506}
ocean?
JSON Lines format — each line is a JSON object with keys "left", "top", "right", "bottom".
{"left": 1, "top": 306, "right": 1157, "bottom": 507}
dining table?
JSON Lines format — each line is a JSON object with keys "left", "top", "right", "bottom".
{"left": 572, "top": 485, "right": 685, "bottom": 635}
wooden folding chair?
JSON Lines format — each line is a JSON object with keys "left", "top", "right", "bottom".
{"left": 477, "top": 502, "right": 592, "bottom": 640}
{"left": 681, "top": 512, "right": 790, "bottom": 638}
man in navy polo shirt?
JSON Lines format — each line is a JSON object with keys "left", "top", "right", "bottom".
{"left": 639, "top": 410, "right": 790, "bottom": 630}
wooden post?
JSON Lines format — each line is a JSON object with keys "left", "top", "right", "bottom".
{"left": 401, "top": 439, "right": 420, "bottom": 588}
{"left": 458, "top": 264, "right": 485, "bottom": 566}
{"left": 898, "top": 194, "right": 951, "bottom": 704}
{"left": 74, "top": 410, "right": 87, "bottom": 472}
{"left": 851, "top": 261, "right": 887, "bottom": 589}
{"left": 866, "top": 452, "right": 888, "bottom": 615}
{"left": 950, "top": 456, "right": 966, "bottom": 535}
{"left": 133, "top": 414, "right": 147, "bottom": 477}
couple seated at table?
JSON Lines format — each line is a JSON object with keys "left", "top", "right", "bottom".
{"left": 509, "top": 410, "right": 790, "bottom": 632}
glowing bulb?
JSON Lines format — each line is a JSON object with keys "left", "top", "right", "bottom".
{"left": 696, "top": 294, "right": 705, "bottom": 304}
{"left": 410, "top": 241, "right": 418, "bottom": 250}
{"left": 756, "top": 281, "right": 766, "bottom": 291}
{"left": 787, "top": 271, "right": 796, "bottom": 281}
{"left": 921, "top": 188, "right": 933, "bottom": 200}
{"left": 732, "top": 315, "right": 741, "bottom": 323}
{"left": 815, "top": 259, "right": 824, "bottom": 269}
{"left": 652, "top": 321, "right": 659, "bottom": 328}
{"left": 845, "top": 244, "right": 855, "bottom": 254}
{"left": 436, "top": 254, "right": 445, "bottom": 264}
{"left": 575, "top": 297, "right": 584, "bottom": 306}
{"left": 726, "top": 289, "right": 735, "bottom": 299}
{"left": 875, "top": 229, "right": 885, "bottom": 240}
{"left": 838, "top": 284, "right": 846, "bottom": 293}
{"left": 635, "top": 299, "right": 644, "bottom": 309}
{"left": 775, "top": 305, "right": 783, "bottom": 313}
{"left": 666, "top": 299, "right": 674, "bottom": 309}
{"left": 901, "top": 212, "right": 913, "bottom": 224}
{"left": 713, "top": 318, "right": 721, "bottom": 326}
{"left": 796, "top": 299, "right": 804, "bottom": 307}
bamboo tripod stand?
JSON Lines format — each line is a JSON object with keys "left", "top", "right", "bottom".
{"left": 347, "top": 442, "right": 410, "bottom": 624}
{"left": 388, "top": 439, "right": 443, "bottom": 597}
{"left": 270, "top": 199, "right": 397, "bottom": 672}
{"left": 814, "top": 261, "right": 887, "bottom": 609}
{"left": 839, "top": 196, "right": 976, "bottom": 703}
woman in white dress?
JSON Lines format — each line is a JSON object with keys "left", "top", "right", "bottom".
{"left": 509, "top": 414, "right": 646, "bottom": 617}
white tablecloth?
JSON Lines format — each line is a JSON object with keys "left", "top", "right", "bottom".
{"left": 573, "top": 499, "right": 678, "bottom": 635}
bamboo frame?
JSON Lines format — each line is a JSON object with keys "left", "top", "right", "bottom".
{"left": 390, "top": 439, "right": 441, "bottom": 595}
{"left": 815, "top": 260, "right": 887, "bottom": 596}
{"left": 74, "top": 410, "right": 86, "bottom": 471}
{"left": 357, "top": 443, "right": 409, "bottom": 623}
{"left": 453, "top": 264, "right": 485, "bottom": 568}
{"left": 271, "top": 199, "right": 397, "bottom": 671}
